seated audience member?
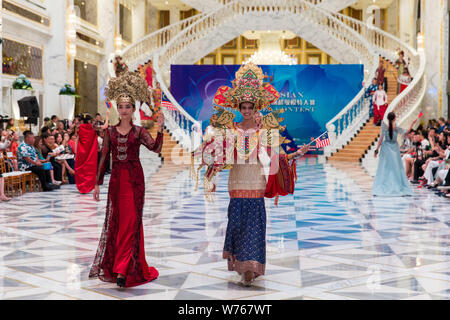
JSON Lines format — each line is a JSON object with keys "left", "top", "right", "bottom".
{"left": 61, "top": 132, "right": 76, "bottom": 184}
{"left": 438, "top": 117, "right": 449, "bottom": 133}
{"left": 53, "top": 132, "right": 75, "bottom": 184}
{"left": 40, "top": 126, "right": 50, "bottom": 136}
{"left": 41, "top": 133, "right": 63, "bottom": 183}
{"left": 34, "top": 136, "right": 61, "bottom": 186}
{"left": 410, "top": 130, "right": 432, "bottom": 184}
{"left": 0, "top": 174, "right": 10, "bottom": 201}
{"left": 423, "top": 134, "right": 449, "bottom": 186}
{"left": 68, "top": 132, "right": 77, "bottom": 155}
{"left": 56, "top": 121, "right": 65, "bottom": 134}
{"left": 17, "top": 131, "right": 58, "bottom": 192}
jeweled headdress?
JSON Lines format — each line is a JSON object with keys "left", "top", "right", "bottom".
{"left": 213, "top": 62, "right": 280, "bottom": 111}
{"left": 105, "top": 71, "right": 149, "bottom": 105}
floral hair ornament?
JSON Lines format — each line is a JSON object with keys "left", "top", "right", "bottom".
{"left": 213, "top": 62, "right": 280, "bottom": 111}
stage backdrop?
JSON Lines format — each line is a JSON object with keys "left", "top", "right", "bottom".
{"left": 171, "top": 64, "right": 363, "bottom": 146}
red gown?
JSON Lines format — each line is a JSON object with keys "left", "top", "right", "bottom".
{"left": 89, "top": 121, "right": 163, "bottom": 287}
{"left": 75, "top": 123, "right": 98, "bottom": 193}
{"left": 145, "top": 64, "right": 153, "bottom": 87}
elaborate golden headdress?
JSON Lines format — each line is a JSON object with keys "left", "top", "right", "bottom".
{"left": 213, "top": 62, "right": 280, "bottom": 111}
{"left": 105, "top": 71, "right": 149, "bottom": 105}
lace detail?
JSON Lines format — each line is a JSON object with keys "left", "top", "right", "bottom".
{"left": 96, "top": 127, "right": 111, "bottom": 186}
{"left": 89, "top": 124, "right": 163, "bottom": 285}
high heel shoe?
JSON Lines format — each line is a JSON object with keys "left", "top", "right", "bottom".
{"left": 240, "top": 273, "right": 255, "bottom": 287}
{"left": 116, "top": 277, "right": 126, "bottom": 288}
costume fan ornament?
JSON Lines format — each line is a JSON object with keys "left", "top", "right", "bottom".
{"left": 213, "top": 62, "right": 280, "bottom": 111}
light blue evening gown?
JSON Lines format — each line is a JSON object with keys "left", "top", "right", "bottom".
{"left": 372, "top": 123, "right": 413, "bottom": 197}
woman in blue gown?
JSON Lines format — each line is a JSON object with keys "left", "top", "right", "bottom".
{"left": 372, "top": 112, "right": 417, "bottom": 196}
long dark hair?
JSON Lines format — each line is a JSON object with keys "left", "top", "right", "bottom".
{"left": 81, "top": 114, "right": 93, "bottom": 124}
{"left": 387, "top": 112, "right": 396, "bottom": 140}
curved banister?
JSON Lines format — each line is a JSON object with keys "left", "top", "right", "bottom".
{"left": 150, "top": 0, "right": 380, "bottom": 152}
{"left": 154, "top": 0, "right": 379, "bottom": 151}
{"left": 124, "top": 0, "right": 424, "bottom": 156}
{"left": 324, "top": 10, "right": 426, "bottom": 155}
{"left": 327, "top": 12, "right": 426, "bottom": 125}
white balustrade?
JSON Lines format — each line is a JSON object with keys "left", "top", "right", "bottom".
{"left": 323, "top": 11, "right": 426, "bottom": 158}
{"left": 124, "top": 0, "right": 425, "bottom": 156}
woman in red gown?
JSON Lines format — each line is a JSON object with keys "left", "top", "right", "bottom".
{"left": 89, "top": 72, "right": 164, "bottom": 288}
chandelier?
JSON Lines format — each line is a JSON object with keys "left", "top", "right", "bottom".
{"left": 244, "top": 49, "right": 297, "bottom": 65}
{"left": 242, "top": 31, "right": 298, "bottom": 65}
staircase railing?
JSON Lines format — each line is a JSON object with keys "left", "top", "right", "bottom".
{"left": 330, "top": 13, "right": 426, "bottom": 126}
{"left": 153, "top": 0, "right": 379, "bottom": 152}
{"left": 324, "top": 12, "right": 426, "bottom": 156}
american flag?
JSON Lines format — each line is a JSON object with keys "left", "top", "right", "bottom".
{"left": 315, "top": 132, "right": 330, "bottom": 148}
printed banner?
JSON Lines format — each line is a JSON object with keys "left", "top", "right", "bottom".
{"left": 171, "top": 64, "right": 363, "bottom": 146}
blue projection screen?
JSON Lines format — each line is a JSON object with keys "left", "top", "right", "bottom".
{"left": 170, "top": 64, "right": 363, "bottom": 146}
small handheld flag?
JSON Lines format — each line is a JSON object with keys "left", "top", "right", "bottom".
{"left": 292, "top": 131, "right": 330, "bottom": 160}
{"left": 105, "top": 101, "right": 112, "bottom": 109}
{"left": 315, "top": 132, "right": 330, "bottom": 148}
{"left": 417, "top": 111, "right": 423, "bottom": 118}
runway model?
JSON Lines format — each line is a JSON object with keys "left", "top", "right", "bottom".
{"left": 89, "top": 72, "right": 164, "bottom": 288}
{"left": 193, "top": 63, "right": 308, "bottom": 286}
{"left": 372, "top": 112, "right": 417, "bottom": 196}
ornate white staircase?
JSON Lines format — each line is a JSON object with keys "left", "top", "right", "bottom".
{"left": 120, "top": 0, "right": 425, "bottom": 163}
{"left": 325, "top": 11, "right": 426, "bottom": 161}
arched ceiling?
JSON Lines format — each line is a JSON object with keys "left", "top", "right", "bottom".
{"left": 171, "top": 12, "right": 369, "bottom": 67}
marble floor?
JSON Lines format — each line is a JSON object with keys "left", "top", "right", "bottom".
{"left": 1, "top": 151, "right": 450, "bottom": 300}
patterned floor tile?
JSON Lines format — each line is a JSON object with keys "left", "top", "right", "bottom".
{"left": 1, "top": 153, "right": 450, "bottom": 299}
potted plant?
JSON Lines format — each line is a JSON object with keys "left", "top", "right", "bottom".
{"left": 59, "top": 83, "right": 79, "bottom": 120}
{"left": 11, "top": 74, "right": 34, "bottom": 119}
{"left": 12, "top": 74, "right": 33, "bottom": 90}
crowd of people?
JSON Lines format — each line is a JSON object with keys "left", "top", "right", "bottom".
{"left": 0, "top": 112, "right": 110, "bottom": 199}
{"left": 400, "top": 117, "right": 450, "bottom": 198}
{"left": 0, "top": 56, "right": 161, "bottom": 202}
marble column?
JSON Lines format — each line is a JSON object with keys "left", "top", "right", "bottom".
{"left": 43, "top": 0, "right": 70, "bottom": 120}
{"left": 170, "top": 5, "right": 180, "bottom": 25}
{"left": 398, "top": 0, "right": 415, "bottom": 47}
{"left": 147, "top": 2, "right": 159, "bottom": 35}
{"left": 132, "top": 0, "right": 146, "bottom": 42}
{"left": 422, "top": 0, "right": 448, "bottom": 118}
{"left": 98, "top": 0, "right": 119, "bottom": 124}
{"left": 386, "top": 0, "right": 399, "bottom": 37}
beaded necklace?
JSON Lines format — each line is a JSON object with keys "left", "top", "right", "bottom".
{"left": 116, "top": 126, "right": 132, "bottom": 161}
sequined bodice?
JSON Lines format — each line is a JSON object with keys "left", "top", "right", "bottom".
{"left": 96, "top": 124, "right": 163, "bottom": 185}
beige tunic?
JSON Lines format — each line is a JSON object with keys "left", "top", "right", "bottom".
{"left": 228, "top": 163, "right": 267, "bottom": 198}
